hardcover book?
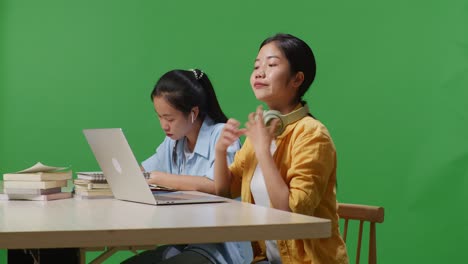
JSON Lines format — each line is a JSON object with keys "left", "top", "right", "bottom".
{"left": 3, "top": 187, "right": 62, "bottom": 195}
{"left": 74, "top": 193, "right": 114, "bottom": 199}
{"left": 3, "top": 180, "right": 68, "bottom": 189}
{"left": 74, "top": 188, "right": 113, "bottom": 196}
{"left": 0, "top": 192, "right": 72, "bottom": 201}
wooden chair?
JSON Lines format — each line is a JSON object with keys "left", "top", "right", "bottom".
{"left": 338, "top": 203, "right": 385, "bottom": 264}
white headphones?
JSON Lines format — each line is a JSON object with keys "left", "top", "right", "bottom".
{"left": 263, "top": 104, "right": 310, "bottom": 136}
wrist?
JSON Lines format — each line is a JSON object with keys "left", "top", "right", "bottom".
{"left": 215, "top": 146, "right": 228, "bottom": 156}
{"left": 255, "top": 148, "right": 273, "bottom": 162}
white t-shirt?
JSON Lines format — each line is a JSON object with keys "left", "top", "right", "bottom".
{"left": 250, "top": 141, "right": 282, "bottom": 264}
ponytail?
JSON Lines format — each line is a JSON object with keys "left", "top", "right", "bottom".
{"left": 191, "top": 69, "right": 228, "bottom": 123}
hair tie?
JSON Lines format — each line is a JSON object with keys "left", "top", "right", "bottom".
{"left": 189, "top": 69, "right": 204, "bottom": 80}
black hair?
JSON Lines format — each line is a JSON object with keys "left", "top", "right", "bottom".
{"left": 260, "top": 33, "right": 316, "bottom": 104}
{"left": 150, "top": 69, "right": 228, "bottom": 124}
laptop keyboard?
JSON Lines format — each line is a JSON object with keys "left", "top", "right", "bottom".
{"left": 153, "top": 195, "right": 185, "bottom": 201}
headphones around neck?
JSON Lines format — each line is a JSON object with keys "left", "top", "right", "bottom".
{"left": 263, "top": 104, "right": 310, "bottom": 136}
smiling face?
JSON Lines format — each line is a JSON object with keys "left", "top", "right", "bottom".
{"left": 153, "top": 96, "right": 192, "bottom": 140}
{"left": 250, "top": 42, "right": 301, "bottom": 112}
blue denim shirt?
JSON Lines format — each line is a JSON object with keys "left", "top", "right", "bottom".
{"left": 141, "top": 117, "right": 252, "bottom": 263}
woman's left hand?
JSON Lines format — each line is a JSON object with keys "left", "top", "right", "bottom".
{"left": 245, "top": 105, "right": 279, "bottom": 156}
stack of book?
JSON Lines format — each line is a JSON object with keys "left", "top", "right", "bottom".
{"left": 0, "top": 162, "right": 73, "bottom": 201}
{"left": 73, "top": 172, "right": 113, "bottom": 199}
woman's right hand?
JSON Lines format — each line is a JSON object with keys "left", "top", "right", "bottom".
{"left": 216, "top": 118, "right": 246, "bottom": 153}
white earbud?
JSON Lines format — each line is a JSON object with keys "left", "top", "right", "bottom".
{"left": 191, "top": 112, "right": 194, "bottom": 123}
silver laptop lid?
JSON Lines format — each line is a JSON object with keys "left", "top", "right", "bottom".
{"left": 83, "top": 128, "right": 227, "bottom": 205}
{"left": 83, "top": 128, "right": 157, "bottom": 205}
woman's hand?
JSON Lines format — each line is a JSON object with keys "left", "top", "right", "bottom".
{"left": 214, "top": 118, "right": 245, "bottom": 197}
{"left": 215, "top": 118, "right": 246, "bottom": 153}
{"left": 245, "top": 105, "right": 280, "bottom": 156}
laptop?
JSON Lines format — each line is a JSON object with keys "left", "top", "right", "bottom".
{"left": 83, "top": 128, "right": 227, "bottom": 205}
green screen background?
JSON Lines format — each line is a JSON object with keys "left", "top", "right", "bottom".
{"left": 1, "top": 0, "right": 467, "bottom": 263}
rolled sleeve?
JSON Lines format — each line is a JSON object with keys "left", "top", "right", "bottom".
{"left": 287, "top": 135, "right": 336, "bottom": 215}
{"left": 229, "top": 139, "right": 252, "bottom": 199}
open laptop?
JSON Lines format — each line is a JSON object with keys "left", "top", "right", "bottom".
{"left": 83, "top": 128, "right": 226, "bottom": 205}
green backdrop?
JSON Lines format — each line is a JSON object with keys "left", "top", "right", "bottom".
{"left": 1, "top": 0, "right": 467, "bottom": 263}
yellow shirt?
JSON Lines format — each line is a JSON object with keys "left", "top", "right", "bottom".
{"left": 229, "top": 115, "right": 349, "bottom": 264}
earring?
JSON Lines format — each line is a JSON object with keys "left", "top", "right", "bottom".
{"left": 191, "top": 112, "right": 194, "bottom": 123}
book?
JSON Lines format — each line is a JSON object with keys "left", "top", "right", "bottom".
{"left": 73, "top": 178, "right": 108, "bottom": 186}
{"left": 0, "top": 192, "right": 72, "bottom": 201}
{"left": 76, "top": 171, "right": 150, "bottom": 182}
{"left": 74, "top": 188, "right": 113, "bottom": 197}
{"left": 3, "top": 162, "right": 72, "bottom": 181}
{"left": 3, "top": 171, "right": 72, "bottom": 181}
{"left": 76, "top": 171, "right": 107, "bottom": 182}
{"left": 3, "top": 180, "right": 68, "bottom": 189}
{"left": 74, "top": 182, "right": 110, "bottom": 190}
{"left": 74, "top": 193, "right": 114, "bottom": 199}
{"left": 3, "top": 187, "right": 62, "bottom": 195}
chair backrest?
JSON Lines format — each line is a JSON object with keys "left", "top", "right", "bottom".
{"left": 338, "top": 203, "right": 385, "bottom": 264}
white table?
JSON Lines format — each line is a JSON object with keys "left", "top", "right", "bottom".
{"left": 0, "top": 195, "right": 331, "bottom": 262}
